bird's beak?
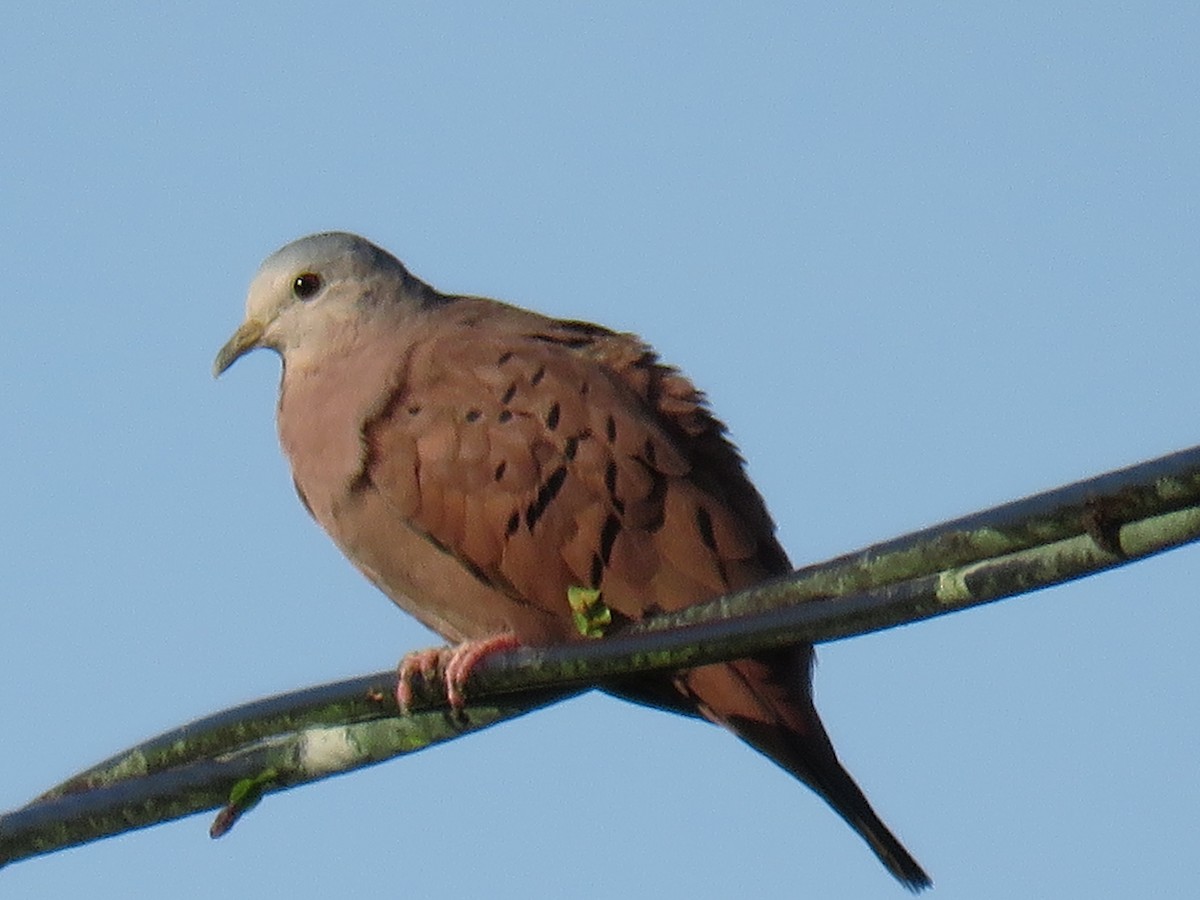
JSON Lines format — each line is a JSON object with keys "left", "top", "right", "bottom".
{"left": 213, "top": 319, "right": 267, "bottom": 377}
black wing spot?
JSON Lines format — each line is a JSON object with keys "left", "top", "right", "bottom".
{"left": 498, "top": 409, "right": 514, "bottom": 424}
{"left": 695, "top": 505, "right": 718, "bottom": 553}
{"left": 564, "top": 436, "right": 579, "bottom": 460}
{"left": 640, "top": 462, "right": 667, "bottom": 531}
{"left": 497, "top": 351, "right": 515, "bottom": 365}
{"left": 531, "top": 365, "right": 546, "bottom": 386}
{"left": 347, "top": 467, "right": 372, "bottom": 495}
{"left": 501, "top": 383, "right": 518, "bottom": 404}
{"left": 494, "top": 460, "right": 508, "bottom": 482}
{"left": 604, "top": 458, "right": 625, "bottom": 515}
{"left": 525, "top": 465, "right": 568, "bottom": 530}
{"left": 589, "top": 552, "right": 604, "bottom": 588}
{"left": 546, "top": 402, "right": 561, "bottom": 431}
{"left": 604, "top": 460, "right": 619, "bottom": 499}
{"left": 407, "top": 404, "right": 422, "bottom": 416}
{"left": 695, "top": 505, "right": 730, "bottom": 586}
{"left": 505, "top": 510, "right": 520, "bottom": 536}
{"left": 599, "top": 513, "right": 621, "bottom": 565}
{"left": 605, "top": 415, "right": 617, "bottom": 443}
{"left": 642, "top": 438, "right": 657, "bottom": 469}
{"left": 465, "top": 409, "right": 482, "bottom": 423}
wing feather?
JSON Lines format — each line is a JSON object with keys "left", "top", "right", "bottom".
{"left": 356, "top": 298, "right": 788, "bottom": 639}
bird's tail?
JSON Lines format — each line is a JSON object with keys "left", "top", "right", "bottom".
{"left": 743, "top": 714, "right": 933, "bottom": 892}
{"left": 678, "top": 655, "right": 932, "bottom": 892}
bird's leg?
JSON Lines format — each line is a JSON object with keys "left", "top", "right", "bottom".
{"left": 395, "top": 634, "right": 522, "bottom": 713}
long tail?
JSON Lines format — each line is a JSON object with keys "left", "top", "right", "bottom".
{"left": 676, "top": 654, "right": 932, "bottom": 892}
{"left": 739, "top": 713, "right": 933, "bottom": 891}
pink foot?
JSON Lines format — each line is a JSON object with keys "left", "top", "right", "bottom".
{"left": 443, "top": 633, "right": 522, "bottom": 708}
{"left": 395, "top": 647, "right": 444, "bottom": 713}
{"left": 395, "top": 634, "right": 522, "bottom": 713}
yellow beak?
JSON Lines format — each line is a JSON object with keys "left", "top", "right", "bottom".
{"left": 213, "top": 319, "right": 267, "bottom": 377}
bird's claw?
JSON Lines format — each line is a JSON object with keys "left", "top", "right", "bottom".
{"left": 395, "top": 647, "right": 446, "bottom": 713}
{"left": 395, "top": 634, "right": 521, "bottom": 713}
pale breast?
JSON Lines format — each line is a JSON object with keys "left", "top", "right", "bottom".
{"left": 277, "top": 327, "right": 571, "bottom": 644}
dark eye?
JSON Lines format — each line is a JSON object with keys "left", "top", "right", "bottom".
{"left": 292, "top": 272, "right": 322, "bottom": 299}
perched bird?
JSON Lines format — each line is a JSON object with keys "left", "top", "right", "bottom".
{"left": 215, "top": 232, "right": 930, "bottom": 890}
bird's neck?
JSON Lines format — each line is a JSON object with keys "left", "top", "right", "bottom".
{"left": 276, "top": 322, "right": 411, "bottom": 517}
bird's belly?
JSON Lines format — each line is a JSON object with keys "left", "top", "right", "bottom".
{"left": 323, "top": 487, "right": 571, "bottom": 645}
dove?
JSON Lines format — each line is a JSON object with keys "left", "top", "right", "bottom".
{"left": 215, "top": 232, "right": 930, "bottom": 890}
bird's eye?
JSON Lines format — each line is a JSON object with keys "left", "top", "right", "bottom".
{"left": 292, "top": 272, "right": 322, "bottom": 299}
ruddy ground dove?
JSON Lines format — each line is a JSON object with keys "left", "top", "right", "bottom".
{"left": 215, "top": 232, "right": 930, "bottom": 890}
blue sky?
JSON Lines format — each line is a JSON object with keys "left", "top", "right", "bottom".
{"left": 3, "top": 5, "right": 1198, "bottom": 898}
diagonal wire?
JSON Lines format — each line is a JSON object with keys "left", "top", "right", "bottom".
{"left": 3, "top": 443, "right": 1200, "bottom": 868}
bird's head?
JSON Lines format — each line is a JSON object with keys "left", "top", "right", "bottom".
{"left": 214, "top": 231, "right": 418, "bottom": 376}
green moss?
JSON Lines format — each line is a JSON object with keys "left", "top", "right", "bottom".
{"left": 567, "top": 586, "right": 612, "bottom": 638}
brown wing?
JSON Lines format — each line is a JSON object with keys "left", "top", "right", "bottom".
{"left": 355, "top": 296, "right": 789, "bottom": 641}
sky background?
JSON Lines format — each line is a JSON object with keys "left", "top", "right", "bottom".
{"left": 3, "top": 5, "right": 1199, "bottom": 898}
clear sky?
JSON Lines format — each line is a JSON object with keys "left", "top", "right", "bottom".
{"left": 3, "top": 5, "right": 1198, "bottom": 898}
